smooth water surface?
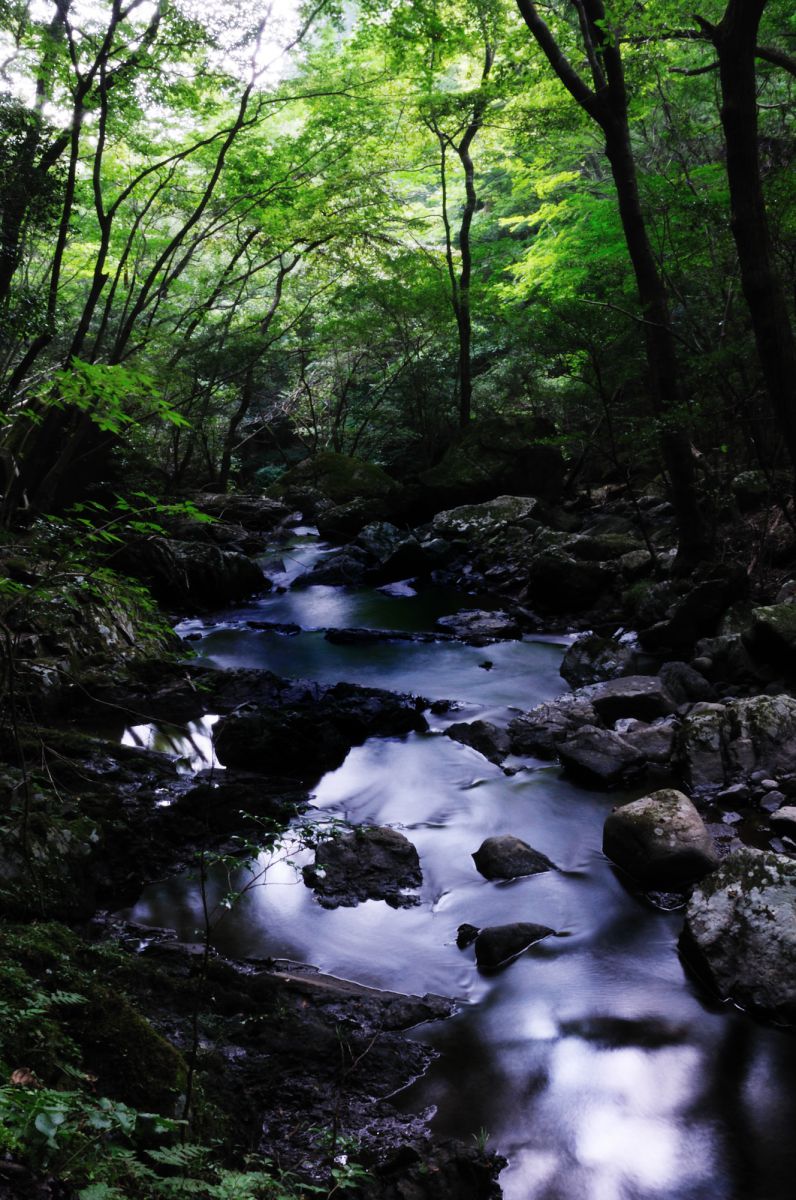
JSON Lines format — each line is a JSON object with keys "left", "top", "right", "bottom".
{"left": 129, "top": 529, "right": 796, "bottom": 1200}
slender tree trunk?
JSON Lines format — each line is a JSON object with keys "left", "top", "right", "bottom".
{"left": 516, "top": 0, "right": 710, "bottom": 567}
{"left": 601, "top": 117, "right": 708, "bottom": 565}
{"left": 698, "top": 0, "right": 796, "bottom": 483}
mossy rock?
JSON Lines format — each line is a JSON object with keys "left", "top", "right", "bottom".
{"left": 74, "top": 985, "right": 186, "bottom": 1110}
{"left": 270, "top": 451, "right": 400, "bottom": 505}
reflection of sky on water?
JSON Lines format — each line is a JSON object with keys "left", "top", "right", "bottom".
{"left": 126, "top": 530, "right": 796, "bottom": 1200}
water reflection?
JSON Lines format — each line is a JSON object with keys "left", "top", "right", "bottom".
{"left": 121, "top": 714, "right": 221, "bottom": 774}
{"left": 126, "top": 532, "right": 796, "bottom": 1199}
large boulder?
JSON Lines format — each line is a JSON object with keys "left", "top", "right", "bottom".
{"left": 473, "top": 922, "right": 556, "bottom": 969}
{"left": 193, "top": 493, "right": 290, "bottom": 531}
{"left": 430, "top": 495, "right": 547, "bottom": 541}
{"left": 560, "top": 633, "right": 637, "bottom": 688}
{"left": 445, "top": 721, "right": 510, "bottom": 763}
{"left": 557, "top": 725, "right": 646, "bottom": 787}
{"left": 603, "top": 789, "right": 718, "bottom": 888}
{"left": 681, "top": 848, "right": 796, "bottom": 1021}
{"left": 315, "top": 498, "right": 389, "bottom": 541}
{"left": 472, "top": 835, "right": 555, "bottom": 880}
{"left": 213, "top": 682, "right": 427, "bottom": 779}
{"left": 677, "top": 695, "right": 796, "bottom": 791}
{"left": 588, "top": 676, "right": 676, "bottom": 724}
{"left": 118, "top": 537, "right": 266, "bottom": 609}
{"left": 419, "top": 415, "right": 565, "bottom": 507}
{"left": 508, "top": 693, "right": 599, "bottom": 759}
{"left": 303, "top": 825, "right": 422, "bottom": 909}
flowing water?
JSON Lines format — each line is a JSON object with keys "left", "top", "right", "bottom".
{"left": 126, "top": 528, "right": 796, "bottom": 1200}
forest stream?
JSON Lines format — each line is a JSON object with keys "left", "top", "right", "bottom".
{"left": 119, "top": 526, "right": 796, "bottom": 1200}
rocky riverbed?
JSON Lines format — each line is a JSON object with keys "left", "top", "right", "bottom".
{"left": 1, "top": 483, "right": 795, "bottom": 1199}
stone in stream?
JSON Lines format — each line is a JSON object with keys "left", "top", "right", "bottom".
{"left": 602, "top": 788, "right": 718, "bottom": 889}
{"left": 302, "top": 825, "right": 422, "bottom": 909}
{"left": 473, "top": 922, "right": 556, "bottom": 969}
{"left": 677, "top": 694, "right": 796, "bottom": 791}
{"left": 435, "top": 609, "right": 522, "bottom": 645}
{"left": 212, "top": 681, "right": 427, "bottom": 779}
{"left": 445, "top": 721, "right": 510, "bottom": 764}
{"left": 557, "top": 725, "right": 646, "bottom": 787}
{"left": 681, "top": 847, "right": 796, "bottom": 1022}
{"left": 472, "top": 835, "right": 555, "bottom": 880}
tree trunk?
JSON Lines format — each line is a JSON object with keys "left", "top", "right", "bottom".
{"left": 602, "top": 116, "right": 709, "bottom": 567}
{"left": 701, "top": 0, "right": 796, "bottom": 483}
{"left": 516, "top": 0, "right": 710, "bottom": 568}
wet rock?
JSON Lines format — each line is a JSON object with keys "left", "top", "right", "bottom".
{"left": 355, "top": 520, "right": 405, "bottom": 561}
{"left": 474, "top": 922, "right": 556, "bottom": 969}
{"left": 430, "top": 495, "right": 547, "bottom": 540}
{"left": 118, "top": 537, "right": 267, "bottom": 609}
{"left": 445, "top": 721, "right": 510, "bottom": 764}
{"left": 472, "top": 835, "right": 555, "bottom": 880}
{"left": 213, "top": 682, "right": 427, "bottom": 779}
{"left": 771, "top": 806, "right": 796, "bottom": 834}
{"left": 658, "top": 661, "right": 714, "bottom": 705}
{"left": 745, "top": 604, "right": 796, "bottom": 674}
{"left": 365, "top": 1140, "right": 506, "bottom": 1200}
{"left": 560, "top": 633, "right": 637, "bottom": 688}
{"left": 603, "top": 788, "right": 718, "bottom": 889}
{"left": 316, "top": 497, "right": 390, "bottom": 540}
{"left": 677, "top": 694, "right": 796, "bottom": 791}
{"left": 614, "top": 717, "right": 676, "bottom": 764}
{"left": 526, "top": 550, "right": 613, "bottom": 613}
{"left": 638, "top": 563, "right": 747, "bottom": 655}
{"left": 194, "top": 492, "right": 290, "bottom": 531}
{"left": 558, "top": 726, "right": 646, "bottom": 787}
{"left": 456, "top": 923, "right": 480, "bottom": 948}
{"left": 681, "top": 847, "right": 796, "bottom": 1021}
{"left": 588, "top": 675, "right": 676, "bottom": 724}
{"left": 296, "top": 545, "right": 371, "bottom": 586}
{"left": 568, "top": 532, "right": 643, "bottom": 561}
{"left": 508, "top": 693, "right": 599, "bottom": 759}
{"left": 303, "top": 825, "right": 422, "bottom": 909}
{"left": 436, "top": 609, "right": 522, "bottom": 645}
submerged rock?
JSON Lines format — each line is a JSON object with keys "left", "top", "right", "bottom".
{"left": 303, "top": 825, "right": 422, "bottom": 909}
{"left": 603, "top": 788, "right": 718, "bottom": 889}
{"left": 472, "top": 835, "right": 555, "bottom": 880}
{"left": 474, "top": 922, "right": 556, "bottom": 969}
{"left": 681, "top": 848, "right": 796, "bottom": 1022}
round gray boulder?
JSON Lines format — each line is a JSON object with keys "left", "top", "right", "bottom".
{"left": 603, "top": 788, "right": 718, "bottom": 888}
